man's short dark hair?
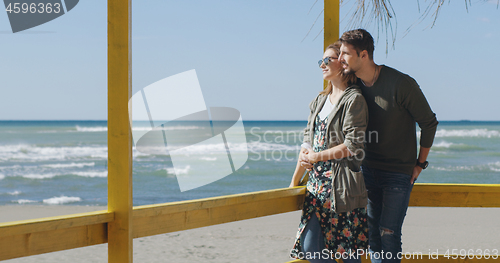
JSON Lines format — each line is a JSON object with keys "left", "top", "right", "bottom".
{"left": 340, "top": 29, "right": 375, "bottom": 60}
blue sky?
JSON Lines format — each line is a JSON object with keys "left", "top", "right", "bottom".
{"left": 1, "top": 0, "right": 499, "bottom": 120}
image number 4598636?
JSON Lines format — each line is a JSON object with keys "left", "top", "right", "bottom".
{"left": 3, "top": 0, "right": 79, "bottom": 33}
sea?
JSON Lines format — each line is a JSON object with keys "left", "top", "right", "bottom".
{"left": 0, "top": 121, "right": 499, "bottom": 206}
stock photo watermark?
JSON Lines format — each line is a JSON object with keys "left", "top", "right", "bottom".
{"left": 129, "top": 70, "right": 249, "bottom": 192}
{"left": 3, "top": 0, "right": 79, "bottom": 33}
{"left": 248, "top": 127, "right": 378, "bottom": 162}
{"left": 291, "top": 248, "right": 499, "bottom": 261}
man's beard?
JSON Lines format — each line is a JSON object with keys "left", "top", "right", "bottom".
{"left": 343, "top": 67, "right": 356, "bottom": 75}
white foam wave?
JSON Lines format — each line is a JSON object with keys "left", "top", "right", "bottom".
{"left": 200, "top": 157, "right": 217, "bottom": 161}
{"left": 489, "top": 161, "right": 500, "bottom": 172}
{"left": 21, "top": 171, "right": 107, "bottom": 179}
{"left": 12, "top": 199, "right": 38, "bottom": 204}
{"left": 76, "top": 125, "right": 202, "bottom": 132}
{"left": 72, "top": 171, "right": 108, "bottom": 178}
{"left": 43, "top": 196, "right": 81, "bottom": 205}
{"left": 421, "top": 129, "right": 500, "bottom": 138}
{"left": 434, "top": 166, "right": 475, "bottom": 172}
{"left": 0, "top": 173, "right": 4, "bottom": 180}
{"left": 255, "top": 130, "right": 304, "bottom": 135}
{"left": 22, "top": 173, "right": 58, "bottom": 179}
{"left": 434, "top": 162, "right": 500, "bottom": 172}
{"left": 132, "top": 126, "right": 202, "bottom": 131}
{"left": 75, "top": 126, "right": 107, "bottom": 132}
{"left": 166, "top": 165, "right": 190, "bottom": 175}
{"left": 0, "top": 145, "right": 107, "bottom": 161}
{"left": 37, "top": 130, "right": 58, "bottom": 133}
{"left": 0, "top": 165, "right": 21, "bottom": 170}
{"left": 8, "top": 191, "right": 21, "bottom": 195}
{"left": 432, "top": 141, "right": 454, "bottom": 148}
{"left": 42, "top": 162, "right": 95, "bottom": 168}
{"left": 133, "top": 141, "right": 299, "bottom": 157}
{"left": 170, "top": 143, "right": 228, "bottom": 154}
{"left": 247, "top": 141, "right": 300, "bottom": 152}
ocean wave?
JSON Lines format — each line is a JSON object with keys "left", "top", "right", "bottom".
{"left": 247, "top": 141, "right": 299, "bottom": 152}
{"left": 12, "top": 199, "right": 38, "bottom": 204}
{"left": 250, "top": 129, "right": 305, "bottom": 135}
{"left": 432, "top": 141, "right": 454, "bottom": 148}
{"left": 43, "top": 196, "right": 81, "bottom": 205}
{"left": 21, "top": 171, "right": 107, "bottom": 179}
{"left": 147, "top": 141, "right": 299, "bottom": 155}
{"left": 166, "top": 143, "right": 229, "bottom": 154}
{"left": 489, "top": 161, "right": 500, "bottom": 172}
{"left": 134, "top": 141, "right": 300, "bottom": 157}
{"left": 431, "top": 141, "right": 483, "bottom": 151}
{"left": 433, "top": 162, "right": 500, "bottom": 172}
{"left": 42, "top": 162, "right": 95, "bottom": 168}
{"left": 165, "top": 165, "right": 190, "bottom": 175}
{"left": 75, "top": 125, "right": 203, "bottom": 132}
{"left": 0, "top": 165, "right": 21, "bottom": 170}
{"left": 72, "top": 171, "right": 108, "bottom": 178}
{"left": 22, "top": 173, "right": 58, "bottom": 179}
{"left": 200, "top": 157, "right": 217, "bottom": 161}
{"left": 0, "top": 145, "right": 107, "bottom": 161}
{"left": 0, "top": 173, "right": 4, "bottom": 180}
{"left": 133, "top": 126, "right": 203, "bottom": 131}
{"left": 36, "top": 130, "right": 58, "bottom": 133}
{"left": 8, "top": 190, "right": 21, "bottom": 195}
{"left": 75, "top": 126, "right": 107, "bottom": 132}
{"left": 418, "top": 129, "right": 500, "bottom": 138}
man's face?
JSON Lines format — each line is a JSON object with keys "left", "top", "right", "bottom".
{"left": 339, "top": 43, "right": 362, "bottom": 75}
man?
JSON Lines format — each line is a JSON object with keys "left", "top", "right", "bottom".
{"left": 338, "top": 29, "right": 438, "bottom": 262}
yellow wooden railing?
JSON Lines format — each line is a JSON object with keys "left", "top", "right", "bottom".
{"left": 1, "top": 184, "right": 500, "bottom": 261}
{"left": 1, "top": 0, "right": 498, "bottom": 262}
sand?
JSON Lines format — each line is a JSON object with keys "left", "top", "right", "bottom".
{"left": 1, "top": 205, "right": 499, "bottom": 262}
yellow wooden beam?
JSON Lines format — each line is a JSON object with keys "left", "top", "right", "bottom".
{"left": 132, "top": 187, "right": 306, "bottom": 238}
{"left": 107, "top": 0, "right": 133, "bottom": 262}
{"left": 0, "top": 221, "right": 108, "bottom": 260}
{"left": 0, "top": 210, "right": 112, "bottom": 238}
{"left": 410, "top": 183, "right": 500, "bottom": 207}
{"left": 1, "top": 184, "right": 500, "bottom": 261}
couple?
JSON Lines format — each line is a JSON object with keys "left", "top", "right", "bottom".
{"left": 289, "top": 29, "right": 439, "bottom": 263}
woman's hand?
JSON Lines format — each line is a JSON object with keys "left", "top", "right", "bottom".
{"left": 299, "top": 148, "right": 313, "bottom": 171}
{"left": 305, "top": 151, "right": 321, "bottom": 164}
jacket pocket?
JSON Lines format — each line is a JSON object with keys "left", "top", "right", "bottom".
{"left": 348, "top": 169, "right": 366, "bottom": 197}
{"left": 332, "top": 163, "right": 368, "bottom": 213}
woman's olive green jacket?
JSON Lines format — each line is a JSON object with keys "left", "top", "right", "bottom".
{"left": 303, "top": 85, "right": 369, "bottom": 213}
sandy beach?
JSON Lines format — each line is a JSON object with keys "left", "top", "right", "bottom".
{"left": 1, "top": 206, "right": 499, "bottom": 262}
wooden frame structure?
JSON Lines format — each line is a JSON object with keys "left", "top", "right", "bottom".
{"left": 0, "top": 0, "right": 498, "bottom": 262}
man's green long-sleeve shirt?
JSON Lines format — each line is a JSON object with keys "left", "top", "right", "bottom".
{"left": 360, "top": 65, "right": 439, "bottom": 175}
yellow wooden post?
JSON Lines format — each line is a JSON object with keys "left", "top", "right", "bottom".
{"left": 323, "top": 0, "right": 340, "bottom": 89}
{"left": 324, "top": 0, "right": 340, "bottom": 50}
{"left": 107, "top": 0, "right": 133, "bottom": 262}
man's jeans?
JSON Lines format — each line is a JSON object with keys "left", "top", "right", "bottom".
{"left": 361, "top": 166, "right": 414, "bottom": 263}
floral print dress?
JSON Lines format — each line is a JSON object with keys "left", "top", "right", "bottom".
{"left": 291, "top": 115, "right": 369, "bottom": 258}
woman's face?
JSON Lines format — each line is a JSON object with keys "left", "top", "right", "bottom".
{"left": 320, "top": 48, "right": 342, "bottom": 81}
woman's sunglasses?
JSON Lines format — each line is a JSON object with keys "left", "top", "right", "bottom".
{"left": 318, "top": 57, "right": 338, "bottom": 67}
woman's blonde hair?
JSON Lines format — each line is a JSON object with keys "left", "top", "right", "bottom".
{"left": 319, "top": 40, "right": 358, "bottom": 95}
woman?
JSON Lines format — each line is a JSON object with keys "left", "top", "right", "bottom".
{"left": 289, "top": 41, "right": 369, "bottom": 263}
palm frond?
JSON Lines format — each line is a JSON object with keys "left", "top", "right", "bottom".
{"left": 311, "top": 0, "right": 500, "bottom": 53}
